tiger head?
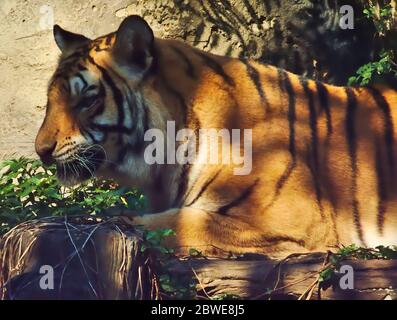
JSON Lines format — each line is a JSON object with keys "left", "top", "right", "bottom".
{"left": 35, "top": 16, "right": 157, "bottom": 186}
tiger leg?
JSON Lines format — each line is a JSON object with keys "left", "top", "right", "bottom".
{"left": 132, "top": 207, "right": 309, "bottom": 257}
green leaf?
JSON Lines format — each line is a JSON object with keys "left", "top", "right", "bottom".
{"left": 0, "top": 157, "right": 146, "bottom": 236}
{"left": 189, "top": 248, "right": 203, "bottom": 257}
{"left": 161, "top": 229, "right": 176, "bottom": 237}
{"left": 319, "top": 268, "right": 334, "bottom": 283}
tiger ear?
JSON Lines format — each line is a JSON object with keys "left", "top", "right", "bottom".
{"left": 53, "top": 25, "right": 90, "bottom": 53}
{"left": 113, "top": 15, "right": 154, "bottom": 72}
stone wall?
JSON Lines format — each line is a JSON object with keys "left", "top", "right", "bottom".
{"left": 0, "top": 0, "right": 377, "bottom": 159}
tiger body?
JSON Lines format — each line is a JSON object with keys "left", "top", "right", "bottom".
{"left": 35, "top": 16, "right": 397, "bottom": 257}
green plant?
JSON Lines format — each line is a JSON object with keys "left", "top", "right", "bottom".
{"left": 158, "top": 273, "right": 197, "bottom": 299}
{"left": 348, "top": 49, "right": 397, "bottom": 85}
{"left": 0, "top": 158, "right": 199, "bottom": 299}
{"left": 140, "top": 228, "right": 198, "bottom": 299}
{"left": 348, "top": 1, "right": 396, "bottom": 86}
{"left": 363, "top": 1, "right": 394, "bottom": 37}
{"left": 188, "top": 248, "right": 204, "bottom": 258}
{"left": 0, "top": 157, "right": 146, "bottom": 235}
{"left": 0, "top": 158, "right": 200, "bottom": 299}
{"left": 319, "top": 244, "right": 397, "bottom": 288}
{"left": 141, "top": 228, "right": 176, "bottom": 255}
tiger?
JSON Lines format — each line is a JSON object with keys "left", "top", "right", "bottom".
{"left": 35, "top": 15, "right": 397, "bottom": 258}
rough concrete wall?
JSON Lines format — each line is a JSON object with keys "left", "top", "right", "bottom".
{"left": 0, "top": 0, "right": 135, "bottom": 159}
{"left": 0, "top": 0, "right": 376, "bottom": 159}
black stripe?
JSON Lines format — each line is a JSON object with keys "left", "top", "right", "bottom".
{"left": 171, "top": 46, "right": 196, "bottom": 79}
{"left": 167, "top": 85, "right": 187, "bottom": 114}
{"left": 241, "top": 59, "right": 268, "bottom": 108}
{"left": 85, "top": 84, "right": 98, "bottom": 92}
{"left": 180, "top": 117, "right": 202, "bottom": 205}
{"left": 174, "top": 163, "right": 191, "bottom": 207}
{"left": 218, "top": 179, "right": 259, "bottom": 215}
{"left": 283, "top": 70, "right": 296, "bottom": 157}
{"left": 367, "top": 86, "right": 395, "bottom": 177}
{"left": 160, "top": 74, "right": 189, "bottom": 124}
{"left": 88, "top": 56, "right": 127, "bottom": 145}
{"left": 302, "top": 79, "right": 318, "bottom": 159}
{"left": 142, "top": 101, "right": 149, "bottom": 134}
{"left": 260, "top": 236, "right": 305, "bottom": 247}
{"left": 375, "top": 141, "right": 387, "bottom": 235}
{"left": 193, "top": 50, "right": 235, "bottom": 86}
{"left": 105, "top": 64, "right": 138, "bottom": 139}
{"left": 316, "top": 81, "right": 335, "bottom": 217}
{"left": 117, "top": 143, "right": 138, "bottom": 163}
{"left": 301, "top": 78, "right": 323, "bottom": 216}
{"left": 91, "top": 123, "right": 133, "bottom": 134}
{"left": 77, "top": 64, "right": 87, "bottom": 71}
{"left": 62, "top": 81, "right": 71, "bottom": 95}
{"left": 345, "top": 87, "right": 365, "bottom": 245}
{"left": 315, "top": 81, "right": 332, "bottom": 136}
{"left": 96, "top": 61, "right": 149, "bottom": 154}
{"left": 81, "top": 128, "right": 98, "bottom": 143}
{"left": 87, "top": 56, "right": 125, "bottom": 128}
{"left": 115, "top": 103, "right": 147, "bottom": 160}
{"left": 87, "top": 82, "right": 106, "bottom": 119}
{"left": 272, "top": 69, "right": 297, "bottom": 199}
{"left": 76, "top": 73, "right": 88, "bottom": 91}
{"left": 93, "top": 42, "right": 110, "bottom": 52}
{"left": 87, "top": 110, "right": 106, "bottom": 125}
{"left": 187, "top": 168, "right": 223, "bottom": 206}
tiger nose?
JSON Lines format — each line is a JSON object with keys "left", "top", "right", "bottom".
{"left": 35, "top": 140, "right": 57, "bottom": 166}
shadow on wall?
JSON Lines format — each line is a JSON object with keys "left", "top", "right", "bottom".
{"left": 144, "top": 0, "right": 376, "bottom": 85}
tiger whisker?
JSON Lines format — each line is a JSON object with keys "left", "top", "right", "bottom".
{"left": 84, "top": 143, "right": 108, "bottom": 161}
{"left": 73, "top": 153, "right": 95, "bottom": 179}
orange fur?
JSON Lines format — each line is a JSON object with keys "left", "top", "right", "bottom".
{"left": 35, "top": 16, "right": 397, "bottom": 258}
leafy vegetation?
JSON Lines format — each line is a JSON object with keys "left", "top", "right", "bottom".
{"left": 140, "top": 230, "right": 240, "bottom": 299}
{"left": 0, "top": 157, "right": 146, "bottom": 235}
{"left": 0, "top": 157, "right": 235, "bottom": 299}
{"left": 363, "top": 1, "right": 394, "bottom": 37}
{"left": 348, "top": 1, "right": 397, "bottom": 86}
{"left": 319, "top": 244, "right": 397, "bottom": 288}
{"left": 348, "top": 49, "right": 397, "bottom": 86}
{"left": 139, "top": 228, "right": 198, "bottom": 299}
